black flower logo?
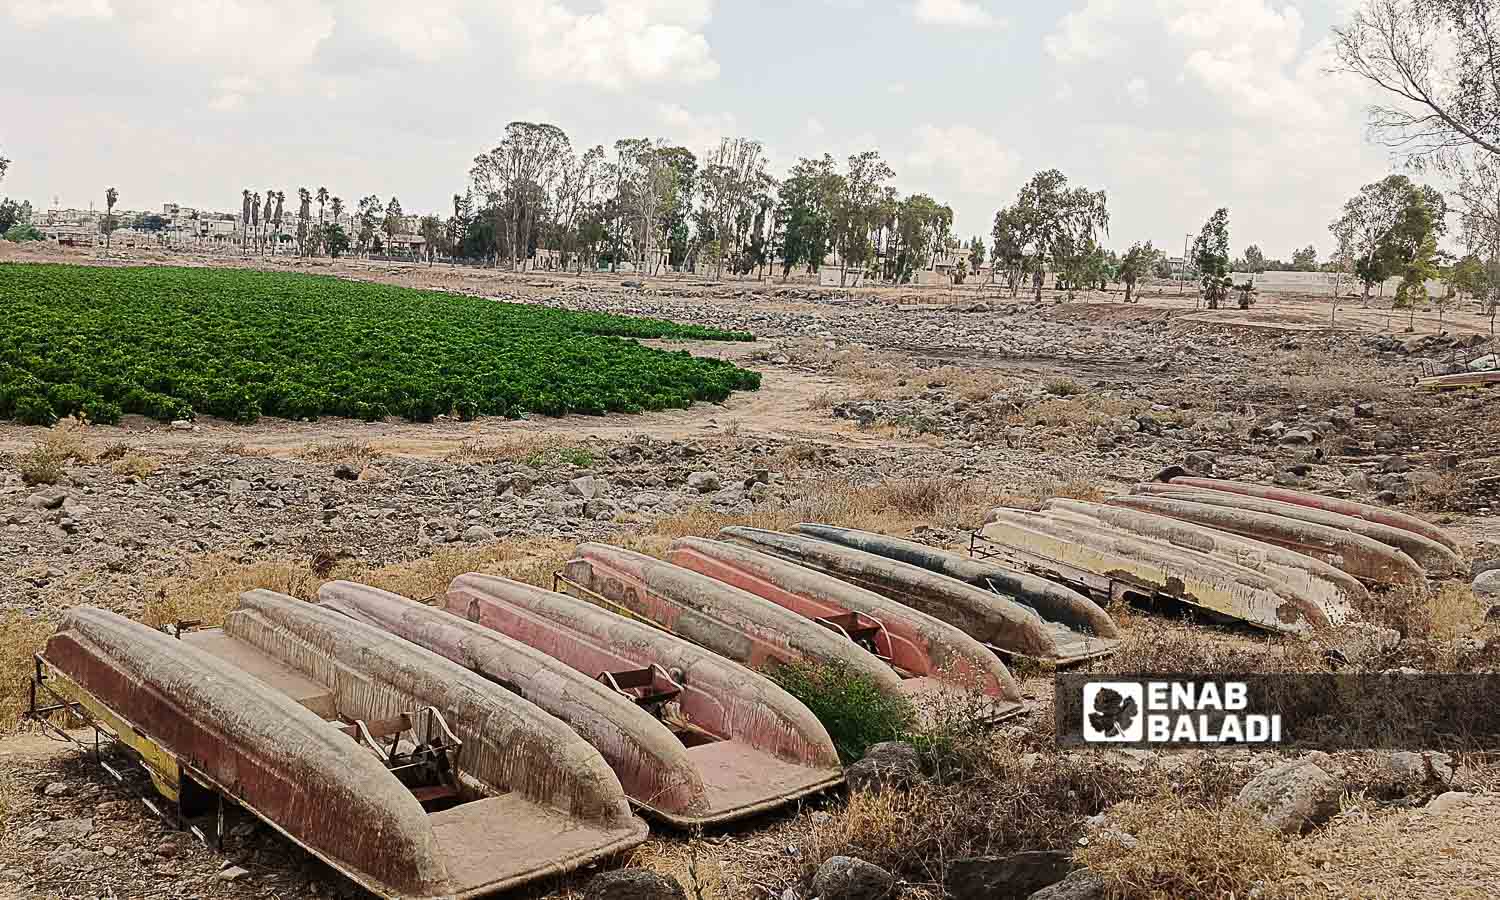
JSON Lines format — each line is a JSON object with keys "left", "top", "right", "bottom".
{"left": 1089, "top": 687, "right": 1138, "bottom": 737}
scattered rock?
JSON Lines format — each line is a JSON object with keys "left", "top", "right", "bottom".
{"left": 581, "top": 868, "right": 687, "bottom": 900}
{"left": 1425, "top": 791, "right": 1474, "bottom": 814}
{"left": 1383, "top": 750, "right": 1455, "bottom": 787}
{"left": 462, "top": 525, "right": 496, "bottom": 543}
{"left": 170, "top": 419, "right": 193, "bottom": 431}
{"left": 218, "top": 865, "right": 251, "bottom": 882}
{"left": 1235, "top": 759, "right": 1343, "bottom": 834}
{"left": 811, "top": 856, "right": 894, "bottom": 900}
{"left": 946, "top": 851, "right": 1072, "bottom": 900}
{"left": 687, "top": 471, "right": 722, "bottom": 493}
{"left": 332, "top": 463, "right": 359, "bottom": 480}
{"left": 1279, "top": 429, "right": 1318, "bottom": 446}
{"left": 566, "top": 475, "right": 606, "bottom": 499}
{"left": 42, "top": 781, "right": 71, "bottom": 797}
{"left": 845, "top": 741, "right": 921, "bottom": 794}
{"left": 1373, "top": 430, "right": 1399, "bottom": 450}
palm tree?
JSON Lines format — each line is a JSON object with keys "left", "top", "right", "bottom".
{"left": 241, "top": 189, "right": 252, "bottom": 254}
{"left": 103, "top": 187, "right": 118, "bottom": 256}
{"left": 261, "top": 189, "right": 275, "bottom": 256}
{"left": 316, "top": 186, "right": 329, "bottom": 255}
{"left": 271, "top": 191, "right": 285, "bottom": 256}
{"left": 297, "top": 188, "right": 312, "bottom": 256}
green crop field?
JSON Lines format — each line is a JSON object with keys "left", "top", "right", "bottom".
{"left": 0, "top": 263, "right": 760, "bottom": 425}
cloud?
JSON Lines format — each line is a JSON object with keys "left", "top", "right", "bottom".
{"left": 5, "top": 0, "right": 112, "bottom": 27}
{"left": 910, "top": 0, "right": 1004, "bottom": 28}
{"left": 907, "top": 124, "right": 1017, "bottom": 189}
{"left": 1044, "top": 0, "right": 1128, "bottom": 63}
{"left": 805, "top": 117, "right": 827, "bottom": 138}
{"left": 516, "top": 0, "right": 720, "bottom": 90}
{"left": 656, "top": 103, "right": 739, "bottom": 155}
{"left": 1126, "top": 76, "right": 1149, "bottom": 107}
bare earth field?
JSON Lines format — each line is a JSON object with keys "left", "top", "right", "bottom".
{"left": 1, "top": 242, "right": 1498, "bottom": 900}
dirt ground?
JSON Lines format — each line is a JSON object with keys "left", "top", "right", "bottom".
{"left": 1, "top": 242, "right": 1497, "bottom": 899}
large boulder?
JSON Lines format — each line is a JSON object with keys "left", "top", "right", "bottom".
{"left": 946, "top": 851, "right": 1072, "bottom": 900}
{"left": 1028, "top": 870, "right": 1106, "bottom": 900}
{"left": 582, "top": 869, "right": 687, "bottom": 900}
{"left": 845, "top": 741, "right": 921, "bottom": 794}
{"left": 811, "top": 856, "right": 894, "bottom": 900}
{"left": 1472, "top": 569, "right": 1500, "bottom": 600}
{"left": 1235, "top": 759, "right": 1343, "bottom": 834}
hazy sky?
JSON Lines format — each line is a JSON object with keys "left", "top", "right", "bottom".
{"left": 0, "top": 0, "right": 1403, "bottom": 259}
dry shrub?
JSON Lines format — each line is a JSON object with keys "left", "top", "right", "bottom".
{"left": 806, "top": 390, "right": 842, "bottom": 411}
{"left": 1351, "top": 584, "right": 1437, "bottom": 641}
{"left": 298, "top": 440, "right": 381, "bottom": 470}
{"left": 1099, "top": 619, "right": 1325, "bottom": 675}
{"left": 97, "top": 441, "right": 131, "bottom": 462}
{"left": 0, "top": 614, "right": 53, "bottom": 731}
{"left": 40, "top": 416, "right": 97, "bottom": 464}
{"left": 991, "top": 476, "right": 1109, "bottom": 511}
{"left": 627, "top": 839, "right": 733, "bottom": 900}
{"left": 1077, "top": 794, "right": 1292, "bottom": 900}
{"left": 444, "top": 436, "right": 594, "bottom": 469}
{"left": 1043, "top": 376, "right": 1084, "bottom": 397}
{"left": 803, "top": 738, "right": 1247, "bottom": 892}
{"left": 1428, "top": 583, "right": 1488, "bottom": 641}
{"left": 16, "top": 445, "right": 64, "bottom": 486}
{"left": 110, "top": 451, "right": 159, "bottom": 478}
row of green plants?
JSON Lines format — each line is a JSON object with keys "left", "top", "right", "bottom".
{"left": 1, "top": 263, "right": 758, "bottom": 425}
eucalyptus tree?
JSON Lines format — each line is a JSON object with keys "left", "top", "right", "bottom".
{"left": 1330, "top": 174, "right": 1448, "bottom": 303}
{"left": 1192, "top": 207, "right": 1232, "bottom": 308}
{"left": 471, "top": 121, "right": 571, "bottom": 270}
{"left": 776, "top": 154, "right": 842, "bottom": 279}
{"left": 553, "top": 144, "right": 607, "bottom": 272}
{"left": 993, "top": 169, "right": 1109, "bottom": 301}
{"left": 700, "top": 137, "right": 770, "bottom": 279}
{"left": 1334, "top": 0, "right": 1500, "bottom": 164}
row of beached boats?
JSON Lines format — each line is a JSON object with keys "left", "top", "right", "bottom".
{"left": 29, "top": 476, "right": 1457, "bottom": 899}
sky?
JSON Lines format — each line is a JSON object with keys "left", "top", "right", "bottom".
{"left": 0, "top": 0, "right": 1405, "bottom": 260}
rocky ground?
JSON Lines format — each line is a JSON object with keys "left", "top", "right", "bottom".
{"left": 1, "top": 246, "right": 1498, "bottom": 899}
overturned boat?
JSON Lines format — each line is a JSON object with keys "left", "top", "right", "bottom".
{"left": 33, "top": 595, "right": 646, "bottom": 899}
{"left": 556, "top": 543, "right": 907, "bottom": 695}
{"left": 721, "top": 525, "right": 1118, "bottom": 664}
{"left": 979, "top": 508, "right": 1335, "bottom": 634}
{"left": 1125, "top": 484, "right": 1452, "bottom": 578}
{"left": 445, "top": 573, "right": 843, "bottom": 817}
{"left": 666, "top": 537, "right": 1023, "bottom": 719}
{"left": 318, "top": 579, "right": 826, "bottom": 826}
{"left": 1416, "top": 370, "right": 1500, "bottom": 392}
{"left": 1042, "top": 499, "right": 1358, "bottom": 623}
{"left": 1154, "top": 475, "right": 1460, "bottom": 554}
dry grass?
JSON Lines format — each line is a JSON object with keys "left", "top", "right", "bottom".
{"left": 297, "top": 440, "right": 381, "bottom": 470}
{"left": 627, "top": 840, "right": 734, "bottom": 900}
{"left": 13, "top": 417, "right": 102, "bottom": 485}
{"left": 443, "top": 436, "right": 595, "bottom": 469}
{"left": 1010, "top": 396, "right": 1138, "bottom": 431}
{"left": 1098, "top": 619, "right": 1326, "bottom": 675}
{"left": 1077, "top": 794, "right": 1292, "bottom": 900}
{"left": 801, "top": 735, "right": 1247, "bottom": 894}
{"left": 109, "top": 451, "right": 159, "bottom": 478}
{"left": 0, "top": 614, "right": 54, "bottom": 731}
{"left": 142, "top": 556, "right": 320, "bottom": 629}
